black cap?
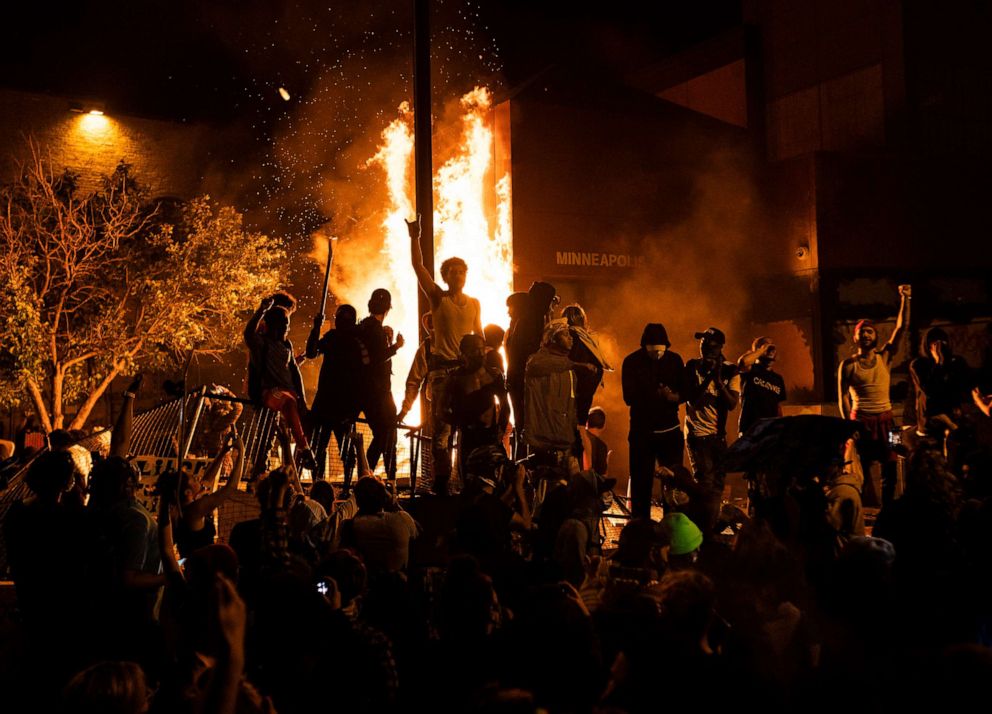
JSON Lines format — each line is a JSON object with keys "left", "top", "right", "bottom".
{"left": 694, "top": 327, "right": 726, "bottom": 344}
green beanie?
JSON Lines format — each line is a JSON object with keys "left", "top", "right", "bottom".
{"left": 662, "top": 512, "right": 703, "bottom": 555}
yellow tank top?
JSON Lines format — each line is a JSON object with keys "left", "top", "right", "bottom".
{"left": 432, "top": 294, "right": 480, "bottom": 361}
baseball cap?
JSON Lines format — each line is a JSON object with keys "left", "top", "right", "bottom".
{"left": 693, "top": 327, "right": 726, "bottom": 345}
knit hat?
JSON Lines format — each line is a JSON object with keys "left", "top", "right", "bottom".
{"left": 661, "top": 512, "right": 704, "bottom": 555}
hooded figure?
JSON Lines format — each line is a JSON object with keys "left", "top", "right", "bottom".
{"left": 621, "top": 323, "right": 686, "bottom": 519}
{"left": 560, "top": 304, "right": 613, "bottom": 425}
{"left": 909, "top": 326, "right": 972, "bottom": 436}
{"left": 506, "top": 282, "right": 558, "bottom": 448}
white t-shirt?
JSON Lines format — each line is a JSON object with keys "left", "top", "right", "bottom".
{"left": 685, "top": 362, "right": 741, "bottom": 437}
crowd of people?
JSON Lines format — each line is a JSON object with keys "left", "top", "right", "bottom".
{"left": 2, "top": 235, "right": 992, "bottom": 714}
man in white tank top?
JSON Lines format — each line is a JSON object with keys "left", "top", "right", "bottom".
{"left": 408, "top": 217, "right": 484, "bottom": 495}
{"left": 838, "top": 284, "right": 911, "bottom": 505}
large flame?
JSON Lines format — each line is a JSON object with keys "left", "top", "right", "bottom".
{"left": 434, "top": 87, "right": 514, "bottom": 328}
{"left": 312, "top": 88, "right": 513, "bottom": 423}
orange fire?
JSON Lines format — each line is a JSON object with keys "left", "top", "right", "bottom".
{"left": 312, "top": 88, "right": 513, "bottom": 422}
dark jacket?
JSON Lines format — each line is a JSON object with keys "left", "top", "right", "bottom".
{"left": 359, "top": 316, "right": 400, "bottom": 400}
{"left": 622, "top": 348, "right": 685, "bottom": 435}
{"left": 307, "top": 327, "right": 368, "bottom": 423}
{"left": 506, "top": 281, "right": 557, "bottom": 391}
{"left": 524, "top": 347, "right": 576, "bottom": 450}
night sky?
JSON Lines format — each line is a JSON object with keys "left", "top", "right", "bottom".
{"left": 3, "top": 1, "right": 741, "bottom": 124}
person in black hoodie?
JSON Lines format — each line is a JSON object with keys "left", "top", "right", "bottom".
{"left": 622, "top": 323, "right": 686, "bottom": 519}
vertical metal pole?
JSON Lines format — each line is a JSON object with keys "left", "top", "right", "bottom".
{"left": 413, "top": 0, "right": 434, "bottom": 433}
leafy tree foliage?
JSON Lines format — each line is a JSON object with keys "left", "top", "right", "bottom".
{"left": 0, "top": 143, "right": 286, "bottom": 431}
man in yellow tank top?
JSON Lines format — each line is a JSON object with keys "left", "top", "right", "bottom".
{"left": 408, "top": 217, "right": 484, "bottom": 495}
{"left": 838, "top": 284, "right": 911, "bottom": 505}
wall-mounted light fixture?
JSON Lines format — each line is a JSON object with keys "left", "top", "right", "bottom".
{"left": 68, "top": 100, "right": 107, "bottom": 115}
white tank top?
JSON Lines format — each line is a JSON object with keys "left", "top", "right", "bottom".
{"left": 432, "top": 294, "right": 480, "bottom": 361}
{"left": 847, "top": 353, "right": 891, "bottom": 414}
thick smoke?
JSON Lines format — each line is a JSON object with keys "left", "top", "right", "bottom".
{"left": 578, "top": 147, "right": 779, "bottom": 481}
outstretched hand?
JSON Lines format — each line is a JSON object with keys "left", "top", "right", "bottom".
{"left": 406, "top": 215, "right": 421, "bottom": 240}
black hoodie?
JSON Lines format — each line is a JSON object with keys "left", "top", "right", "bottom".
{"left": 622, "top": 324, "right": 685, "bottom": 434}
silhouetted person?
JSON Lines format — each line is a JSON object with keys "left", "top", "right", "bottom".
{"left": 307, "top": 303, "right": 368, "bottom": 484}
{"left": 359, "top": 288, "right": 405, "bottom": 479}
{"left": 910, "top": 327, "right": 972, "bottom": 438}
{"left": 622, "top": 323, "right": 685, "bottom": 519}
{"left": 737, "top": 336, "right": 787, "bottom": 436}
{"left": 443, "top": 334, "right": 511, "bottom": 475}
{"left": 245, "top": 296, "right": 316, "bottom": 471}
{"left": 507, "top": 282, "right": 558, "bottom": 455}
{"left": 562, "top": 303, "right": 612, "bottom": 425}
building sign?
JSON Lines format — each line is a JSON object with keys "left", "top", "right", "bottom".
{"left": 555, "top": 250, "right": 646, "bottom": 269}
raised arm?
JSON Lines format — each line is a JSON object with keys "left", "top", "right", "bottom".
{"left": 305, "top": 314, "right": 325, "bottom": 359}
{"left": 737, "top": 343, "right": 773, "bottom": 373}
{"left": 883, "top": 284, "right": 911, "bottom": 356}
{"left": 244, "top": 297, "right": 274, "bottom": 347}
{"left": 407, "top": 217, "right": 442, "bottom": 306}
{"left": 200, "top": 433, "right": 246, "bottom": 514}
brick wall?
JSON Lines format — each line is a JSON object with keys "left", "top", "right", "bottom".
{"left": 0, "top": 88, "right": 215, "bottom": 198}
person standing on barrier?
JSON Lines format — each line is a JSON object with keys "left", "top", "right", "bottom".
{"left": 408, "top": 216, "right": 483, "bottom": 495}
{"left": 360, "top": 289, "right": 405, "bottom": 481}
{"left": 684, "top": 327, "right": 740, "bottom": 533}
{"left": 622, "top": 323, "right": 686, "bottom": 519}
{"left": 307, "top": 304, "right": 368, "bottom": 486}
{"left": 524, "top": 324, "right": 596, "bottom": 463}
{"left": 736, "top": 336, "right": 787, "bottom": 437}
{"left": 397, "top": 312, "right": 435, "bottom": 426}
{"left": 444, "top": 334, "right": 511, "bottom": 477}
{"left": 838, "top": 284, "right": 911, "bottom": 505}
{"left": 245, "top": 297, "right": 316, "bottom": 472}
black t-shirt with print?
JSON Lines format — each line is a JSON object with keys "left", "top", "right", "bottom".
{"left": 738, "top": 366, "right": 786, "bottom": 435}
